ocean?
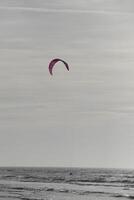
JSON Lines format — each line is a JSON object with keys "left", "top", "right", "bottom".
{"left": 0, "top": 167, "right": 134, "bottom": 199}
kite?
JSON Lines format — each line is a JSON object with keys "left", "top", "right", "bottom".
{"left": 48, "top": 58, "right": 69, "bottom": 75}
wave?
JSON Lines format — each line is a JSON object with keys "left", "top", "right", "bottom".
{"left": 0, "top": 183, "right": 112, "bottom": 195}
{"left": 0, "top": 183, "right": 128, "bottom": 197}
{"left": 112, "top": 194, "right": 134, "bottom": 199}
{"left": 1, "top": 182, "right": 134, "bottom": 199}
{"left": 72, "top": 181, "right": 128, "bottom": 188}
{"left": 2, "top": 174, "right": 134, "bottom": 187}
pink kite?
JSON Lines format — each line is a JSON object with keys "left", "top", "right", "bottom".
{"left": 48, "top": 58, "right": 69, "bottom": 75}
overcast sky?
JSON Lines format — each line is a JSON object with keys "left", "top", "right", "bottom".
{"left": 0, "top": 0, "right": 134, "bottom": 168}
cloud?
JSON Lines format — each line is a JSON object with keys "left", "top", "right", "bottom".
{"left": 0, "top": 6, "right": 133, "bottom": 16}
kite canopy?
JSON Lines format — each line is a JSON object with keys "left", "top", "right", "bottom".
{"left": 48, "top": 58, "right": 69, "bottom": 75}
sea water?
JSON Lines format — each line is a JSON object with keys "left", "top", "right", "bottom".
{"left": 0, "top": 167, "right": 134, "bottom": 199}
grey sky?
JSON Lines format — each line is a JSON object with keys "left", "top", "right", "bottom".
{"left": 0, "top": 0, "right": 134, "bottom": 168}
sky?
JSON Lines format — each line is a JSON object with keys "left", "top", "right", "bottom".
{"left": 0, "top": 0, "right": 134, "bottom": 168}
